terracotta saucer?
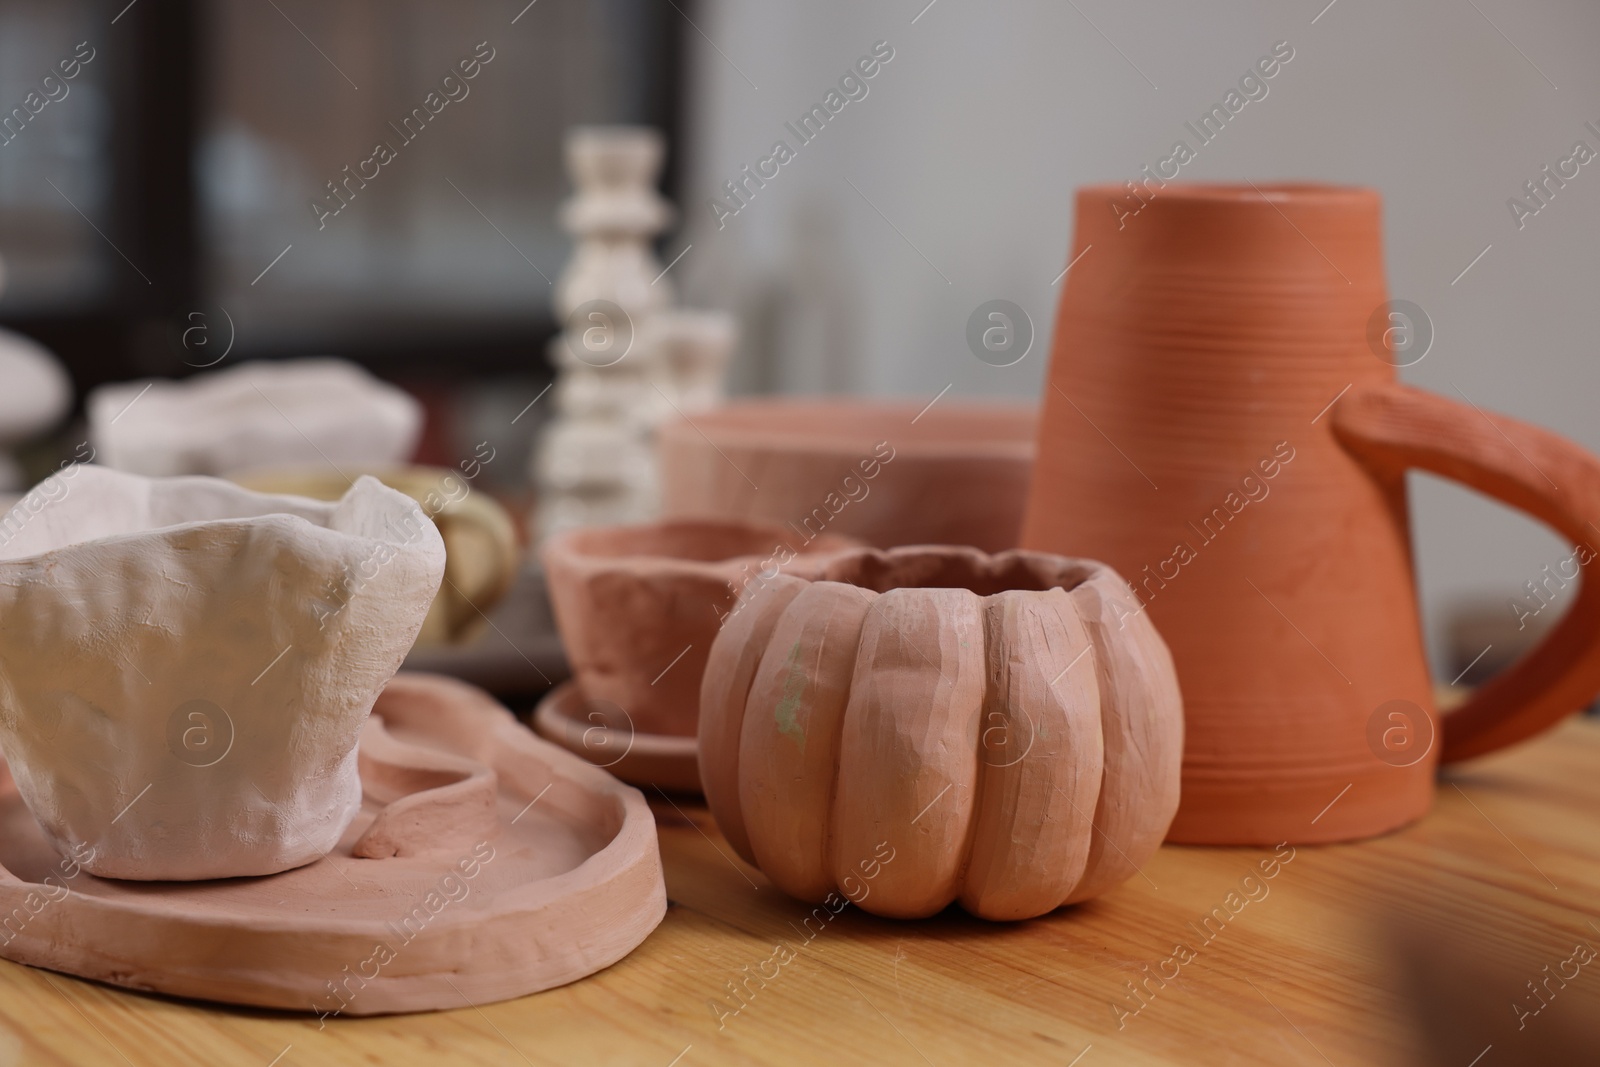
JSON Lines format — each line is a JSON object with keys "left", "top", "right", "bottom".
{"left": 0, "top": 673, "right": 666, "bottom": 1015}
{"left": 532, "top": 681, "right": 701, "bottom": 794}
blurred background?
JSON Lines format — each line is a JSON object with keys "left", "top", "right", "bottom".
{"left": 2, "top": 0, "right": 1599, "bottom": 681}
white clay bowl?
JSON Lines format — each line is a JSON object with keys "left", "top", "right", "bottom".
{"left": 88, "top": 358, "right": 423, "bottom": 478}
{"left": 0, "top": 465, "right": 445, "bottom": 880}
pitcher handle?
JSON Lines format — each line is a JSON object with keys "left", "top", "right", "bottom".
{"left": 1331, "top": 381, "right": 1600, "bottom": 761}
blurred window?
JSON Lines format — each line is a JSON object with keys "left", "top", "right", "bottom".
{"left": 0, "top": 0, "right": 682, "bottom": 389}
{"left": 0, "top": 0, "right": 112, "bottom": 312}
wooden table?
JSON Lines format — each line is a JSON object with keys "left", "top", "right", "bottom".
{"left": 4, "top": 718, "right": 1597, "bottom": 1066}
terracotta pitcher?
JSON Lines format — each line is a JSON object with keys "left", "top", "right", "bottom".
{"left": 1022, "top": 182, "right": 1600, "bottom": 844}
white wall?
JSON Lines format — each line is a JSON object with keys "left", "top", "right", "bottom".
{"left": 675, "top": 0, "right": 1600, "bottom": 675}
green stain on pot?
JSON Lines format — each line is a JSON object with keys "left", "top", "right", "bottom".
{"left": 774, "top": 639, "right": 807, "bottom": 744}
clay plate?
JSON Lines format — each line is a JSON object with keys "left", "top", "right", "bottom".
{"left": 0, "top": 673, "right": 666, "bottom": 1015}
{"left": 533, "top": 680, "right": 701, "bottom": 793}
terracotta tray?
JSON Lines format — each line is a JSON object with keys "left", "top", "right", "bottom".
{"left": 0, "top": 673, "right": 665, "bottom": 1015}
{"left": 533, "top": 681, "right": 701, "bottom": 794}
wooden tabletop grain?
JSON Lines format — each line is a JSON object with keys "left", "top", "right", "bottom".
{"left": 3, "top": 717, "right": 1597, "bottom": 1067}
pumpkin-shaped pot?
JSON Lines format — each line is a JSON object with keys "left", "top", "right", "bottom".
{"left": 698, "top": 546, "right": 1182, "bottom": 921}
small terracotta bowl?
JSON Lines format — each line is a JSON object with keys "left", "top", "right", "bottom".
{"left": 540, "top": 519, "right": 858, "bottom": 768}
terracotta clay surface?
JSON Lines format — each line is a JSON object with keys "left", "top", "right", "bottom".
{"left": 0, "top": 466, "right": 444, "bottom": 880}
{"left": 541, "top": 519, "right": 857, "bottom": 742}
{"left": 534, "top": 681, "right": 701, "bottom": 793}
{"left": 0, "top": 673, "right": 666, "bottom": 1014}
{"left": 1022, "top": 182, "right": 1600, "bottom": 845}
{"left": 658, "top": 399, "right": 1036, "bottom": 552}
{"left": 1331, "top": 385, "right": 1600, "bottom": 761}
{"left": 698, "top": 545, "right": 1183, "bottom": 921}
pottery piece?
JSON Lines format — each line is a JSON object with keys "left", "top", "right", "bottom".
{"left": 537, "top": 403, "right": 659, "bottom": 534}
{"left": 535, "top": 126, "right": 674, "bottom": 538}
{"left": 555, "top": 126, "right": 675, "bottom": 319}
{"left": 533, "top": 126, "right": 744, "bottom": 539}
{"left": 648, "top": 308, "right": 738, "bottom": 416}
{"left": 542, "top": 519, "right": 860, "bottom": 736}
{"left": 0, "top": 327, "right": 72, "bottom": 490}
{"left": 698, "top": 545, "right": 1183, "bottom": 921}
{"left": 658, "top": 399, "right": 1036, "bottom": 552}
{"left": 234, "top": 465, "right": 521, "bottom": 647}
{"left": 88, "top": 358, "right": 422, "bottom": 478}
{"left": 0, "top": 673, "right": 667, "bottom": 1013}
{"left": 539, "top": 519, "right": 858, "bottom": 786}
{"left": 0, "top": 465, "right": 445, "bottom": 879}
{"left": 534, "top": 681, "right": 700, "bottom": 793}
{"left": 1022, "top": 181, "right": 1600, "bottom": 845}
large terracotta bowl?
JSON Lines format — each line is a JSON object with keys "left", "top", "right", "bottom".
{"left": 658, "top": 400, "right": 1037, "bottom": 552}
{"left": 540, "top": 519, "right": 858, "bottom": 743}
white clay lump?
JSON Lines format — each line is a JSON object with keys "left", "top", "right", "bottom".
{"left": 87, "top": 358, "right": 423, "bottom": 478}
{"left": 0, "top": 465, "right": 445, "bottom": 880}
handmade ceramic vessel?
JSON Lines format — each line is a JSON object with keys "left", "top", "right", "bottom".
{"left": 234, "top": 465, "right": 521, "bottom": 647}
{"left": 649, "top": 308, "right": 737, "bottom": 414}
{"left": 0, "top": 673, "right": 667, "bottom": 1013}
{"left": 0, "top": 466, "right": 444, "bottom": 879}
{"left": 535, "top": 125, "right": 673, "bottom": 537}
{"left": 699, "top": 545, "right": 1183, "bottom": 921}
{"left": 89, "top": 358, "right": 422, "bottom": 477}
{"left": 658, "top": 400, "right": 1036, "bottom": 552}
{"left": 0, "top": 327, "right": 71, "bottom": 490}
{"left": 1023, "top": 182, "right": 1600, "bottom": 845}
{"left": 533, "top": 681, "right": 701, "bottom": 793}
{"left": 541, "top": 520, "right": 857, "bottom": 789}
